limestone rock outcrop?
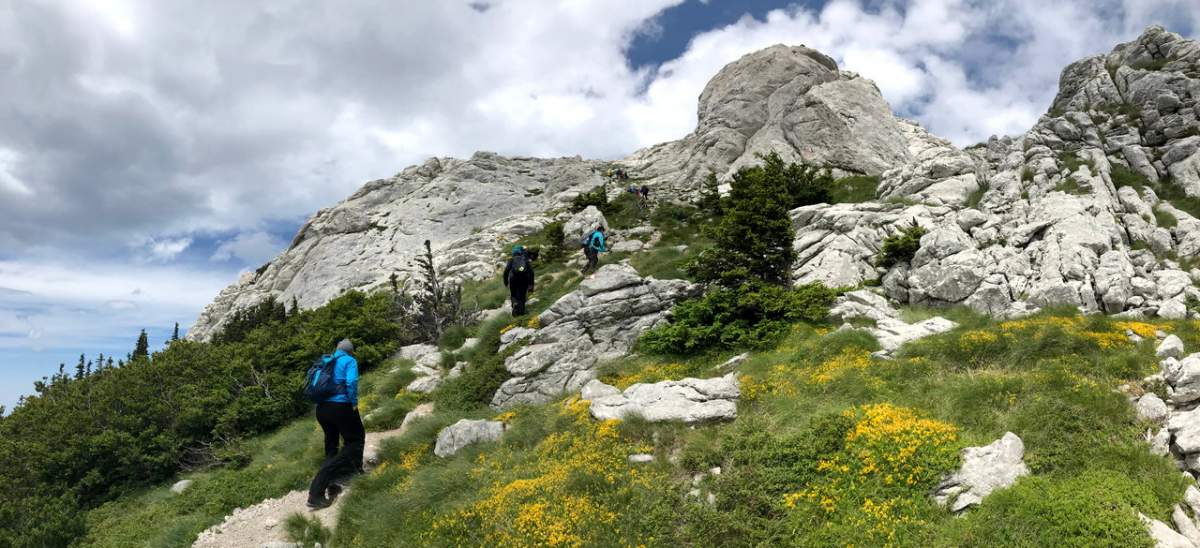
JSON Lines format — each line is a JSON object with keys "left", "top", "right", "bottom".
{"left": 625, "top": 45, "right": 913, "bottom": 196}
{"left": 932, "top": 432, "right": 1030, "bottom": 513}
{"left": 789, "top": 26, "right": 1200, "bottom": 319}
{"left": 490, "top": 264, "right": 699, "bottom": 409}
{"left": 583, "top": 374, "right": 740, "bottom": 423}
{"left": 188, "top": 153, "right": 604, "bottom": 341}
{"left": 434, "top": 419, "right": 505, "bottom": 458}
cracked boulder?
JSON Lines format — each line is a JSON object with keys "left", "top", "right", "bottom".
{"left": 933, "top": 432, "right": 1030, "bottom": 512}
{"left": 490, "top": 264, "right": 700, "bottom": 409}
{"left": 583, "top": 374, "right": 740, "bottom": 423}
{"left": 434, "top": 419, "right": 505, "bottom": 458}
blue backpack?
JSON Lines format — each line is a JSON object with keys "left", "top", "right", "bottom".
{"left": 303, "top": 354, "right": 345, "bottom": 403}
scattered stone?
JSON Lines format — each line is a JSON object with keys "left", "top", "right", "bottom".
{"left": 1141, "top": 513, "right": 1198, "bottom": 548}
{"left": 1138, "top": 393, "right": 1170, "bottom": 423}
{"left": 491, "top": 264, "right": 699, "bottom": 409}
{"left": 871, "top": 317, "right": 957, "bottom": 352}
{"left": 829, "top": 290, "right": 899, "bottom": 322}
{"left": 1167, "top": 354, "right": 1200, "bottom": 404}
{"left": 587, "top": 374, "right": 740, "bottom": 423}
{"left": 580, "top": 379, "right": 622, "bottom": 401}
{"left": 611, "top": 240, "right": 645, "bottom": 253}
{"left": 170, "top": 479, "right": 193, "bottom": 495}
{"left": 563, "top": 206, "right": 609, "bottom": 246}
{"left": 1174, "top": 505, "right": 1200, "bottom": 545}
{"left": 406, "top": 374, "right": 442, "bottom": 394}
{"left": 933, "top": 432, "right": 1030, "bottom": 513}
{"left": 1160, "top": 335, "right": 1187, "bottom": 359}
{"left": 714, "top": 352, "right": 750, "bottom": 371}
{"left": 398, "top": 403, "right": 436, "bottom": 436}
{"left": 434, "top": 419, "right": 505, "bottom": 458}
{"left": 627, "top": 454, "right": 655, "bottom": 464}
{"left": 1149, "top": 427, "right": 1172, "bottom": 457}
{"left": 498, "top": 327, "right": 537, "bottom": 352}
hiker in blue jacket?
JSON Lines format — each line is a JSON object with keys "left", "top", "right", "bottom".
{"left": 582, "top": 225, "right": 606, "bottom": 274}
{"left": 307, "top": 339, "right": 364, "bottom": 509}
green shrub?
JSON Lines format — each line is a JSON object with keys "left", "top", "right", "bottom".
{"left": 1154, "top": 206, "right": 1178, "bottom": 229}
{"left": 640, "top": 282, "right": 836, "bottom": 354}
{"left": 570, "top": 185, "right": 608, "bottom": 212}
{"left": 877, "top": 221, "right": 927, "bottom": 268}
{"left": 938, "top": 471, "right": 1168, "bottom": 547}
{"left": 284, "top": 513, "right": 331, "bottom": 547}
{"left": 965, "top": 183, "right": 988, "bottom": 208}
{"left": 1111, "top": 163, "right": 1150, "bottom": 191}
{"left": 828, "top": 175, "right": 880, "bottom": 204}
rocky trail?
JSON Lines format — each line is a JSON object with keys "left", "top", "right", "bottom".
{"left": 192, "top": 406, "right": 431, "bottom": 548}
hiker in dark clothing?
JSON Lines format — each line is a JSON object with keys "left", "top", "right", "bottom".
{"left": 503, "top": 245, "right": 536, "bottom": 316}
{"left": 639, "top": 184, "right": 650, "bottom": 201}
{"left": 582, "top": 226, "right": 607, "bottom": 274}
{"left": 307, "top": 339, "right": 364, "bottom": 509}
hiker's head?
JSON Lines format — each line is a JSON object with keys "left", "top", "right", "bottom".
{"left": 336, "top": 339, "right": 354, "bottom": 354}
{"left": 597, "top": 225, "right": 606, "bottom": 232}
{"left": 512, "top": 244, "right": 525, "bottom": 256}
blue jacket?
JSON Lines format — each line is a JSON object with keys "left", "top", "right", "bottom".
{"left": 323, "top": 350, "right": 359, "bottom": 405}
{"left": 588, "top": 230, "right": 607, "bottom": 252}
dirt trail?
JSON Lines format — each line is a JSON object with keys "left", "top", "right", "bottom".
{"left": 193, "top": 405, "right": 431, "bottom": 548}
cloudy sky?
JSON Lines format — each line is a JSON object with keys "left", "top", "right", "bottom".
{"left": 0, "top": 0, "right": 1196, "bottom": 410}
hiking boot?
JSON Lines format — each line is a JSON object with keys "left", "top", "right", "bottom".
{"left": 326, "top": 484, "right": 343, "bottom": 500}
{"left": 306, "top": 495, "right": 333, "bottom": 510}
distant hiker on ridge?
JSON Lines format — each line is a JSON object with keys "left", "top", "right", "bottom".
{"left": 303, "top": 338, "right": 364, "bottom": 509}
{"left": 582, "top": 225, "right": 606, "bottom": 274}
{"left": 503, "top": 245, "right": 536, "bottom": 316}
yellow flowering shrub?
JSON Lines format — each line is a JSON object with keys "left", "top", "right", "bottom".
{"left": 809, "top": 349, "right": 874, "bottom": 384}
{"left": 1114, "top": 321, "right": 1164, "bottom": 339}
{"left": 427, "top": 398, "right": 672, "bottom": 547}
{"left": 527, "top": 316, "right": 542, "bottom": 329}
{"left": 782, "top": 404, "right": 960, "bottom": 546}
{"left": 499, "top": 323, "right": 517, "bottom": 335}
{"left": 604, "top": 362, "right": 690, "bottom": 389}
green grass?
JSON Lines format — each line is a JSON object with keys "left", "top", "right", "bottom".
{"left": 95, "top": 268, "right": 1197, "bottom": 546}
{"left": 1055, "top": 177, "right": 1088, "bottom": 195}
{"left": 828, "top": 175, "right": 880, "bottom": 204}
{"left": 82, "top": 419, "right": 326, "bottom": 547}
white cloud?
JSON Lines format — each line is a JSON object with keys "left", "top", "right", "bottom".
{"left": 144, "top": 237, "right": 192, "bottom": 262}
{"left": 211, "top": 230, "right": 287, "bottom": 265}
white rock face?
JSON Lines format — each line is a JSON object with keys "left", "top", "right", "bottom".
{"left": 188, "top": 153, "right": 605, "bottom": 341}
{"left": 170, "top": 479, "right": 192, "bottom": 495}
{"left": 189, "top": 26, "right": 1200, "bottom": 342}
{"left": 786, "top": 27, "right": 1200, "bottom": 319}
{"left": 1141, "top": 513, "right": 1199, "bottom": 548}
{"left": 932, "top": 432, "right": 1030, "bottom": 513}
{"left": 433, "top": 419, "right": 505, "bottom": 458}
{"left": 586, "top": 374, "right": 740, "bottom": 423}
{"left": 490, "top": 264, "right": 700, "bottom": 409}
{"left": 1161, "top": 335, "right": 1188, "bottom": 359}
{"left": 1138, "top": 393, "right": 1170, "bottom": 423}
{"left": 624, "top": 45, "right": 911, "bottom": 196}
{"left": 563, "top": 206, "right": 608, "bottom": 246}
{"left": 871, "top": 317, "right": 958, "bottom": 352}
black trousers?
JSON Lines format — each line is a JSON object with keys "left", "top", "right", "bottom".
{"left": 510, "top": 282, "right": 530, "bottom": 316}
{"left": 309, "top": 402, "right": 365, "bottom": 499}
{"left": 583, "top": 248, "right": 599, "bottom": 273}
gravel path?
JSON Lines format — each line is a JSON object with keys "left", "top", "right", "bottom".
{"left": 192, "top": 415, "right": 423, "bottom": 548}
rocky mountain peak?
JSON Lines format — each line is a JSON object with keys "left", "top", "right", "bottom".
{"left": 189, "top": 27, "right": 1200, "bottom": 340}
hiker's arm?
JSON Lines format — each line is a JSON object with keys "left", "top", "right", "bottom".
{"left": 346, "top": 357, "right": 359, "bottom": 408}
{"left": 503, "top": 261, "right": 511, "bottom": 287}
{"left": 530, "top": 265, "right": 536, "bottom": 291}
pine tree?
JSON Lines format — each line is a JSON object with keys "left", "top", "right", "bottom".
{"left": 106, "top": 356, "right": 114, "bottom": 370}
{"left": 687, "top": 155, "right": 797, "bottom": 287}
{"left": 133, "top": 330, "right": 150, "bottom": 361}
{"left": 84, "top": 360, "right": 92, "bottom": 377}
{"left": 697, "top": 171, "right": 723, "bottom": 216}
{"left": 74, "top": 354, "right": 85, "bottom": 380}
{"left": 171, "top": 323, "right": 180, "bottom": 342}
{"left": 288, "top": 296, "right": 300, "bottom": 317}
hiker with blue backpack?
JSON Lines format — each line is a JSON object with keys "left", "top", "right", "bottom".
{"left": 503, "top": 245, "right": 536, "bottom": 316}
{"left": 582, "top": 225, "right": 606, "bottom": 274}
{"left": 303, "top": 338, "right": 364, "bottom": 509}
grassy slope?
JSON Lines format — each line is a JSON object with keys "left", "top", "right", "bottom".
{"left": 85, "top": 203, "right": 1193, "bottom": 546}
